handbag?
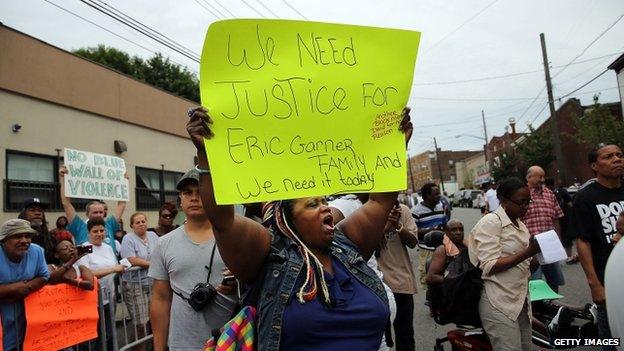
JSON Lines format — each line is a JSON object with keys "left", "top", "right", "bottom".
{"left": 203, "top": 234, "right": 287, "bottom": 351}
{"left": 203, "top": 305, "right": 257, "bottom": 351}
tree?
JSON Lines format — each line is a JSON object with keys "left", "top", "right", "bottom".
{"left": 73, "top": 45, "right": 135, "bottom": 76}
{"left": 572, "top": 95, "right": 624, "bottom": 147}
{"left": 73, "top": 45, "right": 199, "bottom": 102}
{"left": 491, "top": 150, "right": 523, "bottom": 181}
{"left": 517, "top": 125, "right": 554, "bottom": 171}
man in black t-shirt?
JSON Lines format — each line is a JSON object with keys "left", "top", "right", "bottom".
{"left": 573, "top": 144, "right": 624, "bottom": 350}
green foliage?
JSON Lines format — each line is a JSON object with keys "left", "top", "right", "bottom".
{"left": 491, "top": 151, "right": 523, "bottom": 181}
{"left": 73, "top": 45, "right": 199, "bottom": 102}
{"left": 517, "top": 125, "right": 554, "bottom": 171}
{"left": 572, "top": 95, "right": 624, "bottom": 147}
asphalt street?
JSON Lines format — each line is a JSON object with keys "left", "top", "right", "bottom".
{"left": 405, "top": 207, "right": 597, "bottom": 351}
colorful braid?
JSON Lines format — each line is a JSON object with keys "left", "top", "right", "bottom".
{"left": 262, "top": 201, "right": 331, "bottom": 304}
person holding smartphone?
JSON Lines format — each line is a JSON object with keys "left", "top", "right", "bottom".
{"left": 48, "top": 240, "right": 94, "bottom": 290}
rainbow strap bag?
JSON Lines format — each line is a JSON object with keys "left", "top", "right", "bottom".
{"left": 203, "top": 305, "right": 257, "bottom": 351}
{"left": 204, "top": 233, "right": 288, "bottom": 351}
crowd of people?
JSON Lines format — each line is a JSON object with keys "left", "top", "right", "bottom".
{"left": 1, "top": 104, "right": 623, "bottom": 351}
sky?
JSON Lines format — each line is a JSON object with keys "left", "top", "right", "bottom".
{"left": 2, "top": 0, "right": 623, "bottom": 156}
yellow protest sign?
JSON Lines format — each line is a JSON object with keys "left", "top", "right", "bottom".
{"left": 200, "top": 19, "right": 420, "bottom": 204}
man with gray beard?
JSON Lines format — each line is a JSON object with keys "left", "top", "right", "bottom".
{"left": 18, "top": 198, "right": 57, "bottom": 263}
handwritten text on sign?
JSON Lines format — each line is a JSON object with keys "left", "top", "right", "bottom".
{"left": 23, "top": 282, "right": 99, "bottom": 351}
{"left": 200, "top": 19, "right": 420, "bottom": 204}
{"left": 64, "top": 148, "right": 129, "bottom": 201}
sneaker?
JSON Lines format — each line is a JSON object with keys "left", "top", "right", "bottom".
{"left": 566, "top": 254, "right": 579, "bottom": 264}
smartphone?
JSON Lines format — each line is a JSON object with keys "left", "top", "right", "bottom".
{"left": 77, "top": 245, "right": 93, "bottom": 255}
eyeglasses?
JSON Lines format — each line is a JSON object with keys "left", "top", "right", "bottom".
{"left": 161, "top": 213, "right": 175, "bottom": 219}
{"left": 508, "top": 198, "right": 532, "bottom": 208}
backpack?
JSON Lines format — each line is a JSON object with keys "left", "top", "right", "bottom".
{"left": 428, "top": 249, "right": 483, "bottom": 327}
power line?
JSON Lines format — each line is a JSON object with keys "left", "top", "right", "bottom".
{"left": 214, "top": 0, "right": 236, "bottom": 17}
{"left": 515, "top": 86, "right": 546, "bottom": 124}
{"left": 241, "top": 0, "right": 265, "bottom": 18}
{"left": 94, "top": 0, "right": 200, "bottom": 59}
{"left": 558, "top": 69, "right": 609, "bottom": 100}
{"left": 79, "top": 0, "right": 200, "bottom": 62}
{"left": 200, "top": 0, "right": 227, "bottom": 18}
{"left": 193, "top": 0, "right": 223, "bottom": 19}
{"left": 410, "top": 94, "right": 544, "bottom": 102}
{"left": 422, "top": 0, "right": 500, "bottom": 55}
{"left": 42, "top": 0, "right": 153, "bottom": 55}
{"left": 523, "top": 103, "right": 549, "bottom": 132}
{"left": 41, "top": 0, "right": 192, "bottom": 70}
{"left": 256, "top": 0, "right": 281, "bottom": 18}
{"left": 412, "top": 51, "right": 623, "bottom": 86}
{"left": 281, "top": 0, "right": 308, "bottom": 20}
{"left": 552, "top": 11, "right": 624, "bottom": 79}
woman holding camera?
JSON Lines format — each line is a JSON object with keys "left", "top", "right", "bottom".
{"left": 468, "top": 177, "right": 541, "bottom": 351}
{"left": 186, "top": 106, "right": 412, "bottom": 350}
{"left": 48, "top": 239, "right": 94, "bottom": 290}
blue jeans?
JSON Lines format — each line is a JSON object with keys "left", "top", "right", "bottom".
{"left": 596, "top": 305, "right": 616, "bottom": 351}
{"left": 530, "top": 263, "right": 565, "bottom": 292}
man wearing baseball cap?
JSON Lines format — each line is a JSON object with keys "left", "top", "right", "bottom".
{"left": 149, "top": 168, "right": 237, "bottom": 351}
{"left": 18, "top": 197, "right": 57, "bottom": 263}
{"left": 0, "top": 219, "right": 50, "bottom": 351}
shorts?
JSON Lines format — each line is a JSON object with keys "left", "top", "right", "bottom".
{"left": 122, "top": 281, "right": 152, "bottom": 325}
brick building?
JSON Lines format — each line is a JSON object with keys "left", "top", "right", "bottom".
{"left": 407, "top": 149, "right": 481, "bottom": 193}
{"left": 533, "top": 98, "right": 622, "bottom": 184}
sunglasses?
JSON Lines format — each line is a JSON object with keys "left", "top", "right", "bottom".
{"left": 161, "top": 213, "right": 175, "bottom": 219}
{"left": 507, "top": 198, "right": 532, "bottom": 208}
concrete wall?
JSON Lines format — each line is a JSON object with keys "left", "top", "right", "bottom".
{"left": 1, "top": 90, "right": 196, "bottom": 226}
{"left": 0, "top": 25, "right": 192, "bottom": 139}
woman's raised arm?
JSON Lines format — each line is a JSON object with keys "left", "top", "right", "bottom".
{"left": 187, "top": 107, "right": 271, "bottom": 283}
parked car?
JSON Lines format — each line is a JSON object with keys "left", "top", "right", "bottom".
{"left": 451, "top": 190, "right": 463, "bottom": 207}
{"left": 459, "top": 189, "right": 482, "bottom": 208}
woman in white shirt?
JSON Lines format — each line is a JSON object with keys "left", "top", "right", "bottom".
{"left": 76, "top": 217, "right": 125, "bottom": 350}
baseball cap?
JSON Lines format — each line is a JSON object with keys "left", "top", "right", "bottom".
{"left": 176, "top": 168, "right": 200, "bottom": 191}
{"left": 0, "top": 219, "right": 37, "bottom": 241}
{"left": 22, "top": 197, "right": 48, "bottom": 210}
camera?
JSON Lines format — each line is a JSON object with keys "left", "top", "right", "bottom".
{"left": 188, "top": 282, "right": 217, "bottom": 311}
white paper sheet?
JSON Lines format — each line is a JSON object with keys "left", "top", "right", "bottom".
{"left": 534, "top": 230, "right": 568, "bottom": 264}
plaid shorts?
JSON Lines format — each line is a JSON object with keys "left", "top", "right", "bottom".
{"left": 122, "top": 281, "right": 151, "bottom": 326}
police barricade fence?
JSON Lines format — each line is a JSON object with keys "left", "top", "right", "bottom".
{"left": 4, "top": 268, "right": 153, "bottom": 351}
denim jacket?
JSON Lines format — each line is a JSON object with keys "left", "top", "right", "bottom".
{"left": 255, "top": 228, "right": 389, "bottom": 351}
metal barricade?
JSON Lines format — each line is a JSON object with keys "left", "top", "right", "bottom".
{"left": 2, "top": 269, "right": 154, "bottom": 351}
{"left": 116, "top": 267, "right": 154, "bottom": 351}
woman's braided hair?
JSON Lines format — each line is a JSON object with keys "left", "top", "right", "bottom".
{"left": 261, "top": 200, "right": 331, "bottom": 304}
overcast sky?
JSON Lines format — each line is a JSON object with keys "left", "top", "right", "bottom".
{"left": 2, "top": 0, "right": 623, "bottom": 155}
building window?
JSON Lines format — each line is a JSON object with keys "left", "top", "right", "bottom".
{"left": 5, "top": 151, "right": 59, "bottom": 211}
{"left": 136, "top": 167, "right": 183, "bottom": 210}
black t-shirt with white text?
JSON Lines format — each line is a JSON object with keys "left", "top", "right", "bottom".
{"left": 573, "top": 181, "right": 624, "bottom": 284}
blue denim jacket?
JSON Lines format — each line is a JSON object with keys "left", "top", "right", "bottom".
{"left": 256, "top": 228, "right": 389, "bottom": 351}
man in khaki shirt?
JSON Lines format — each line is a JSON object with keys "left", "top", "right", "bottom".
{"left": 377, "top": 204, "right": 418, "bottom": 351}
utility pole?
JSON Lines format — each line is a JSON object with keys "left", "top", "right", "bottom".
{"left": 433, "top": 137, "right": 445, "bottom": 193}
{"left": 481, "top": 110, "right": 489, "bottom": 170}
{"left": 540, "top": 33, "right": 566, "bottom": 184}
